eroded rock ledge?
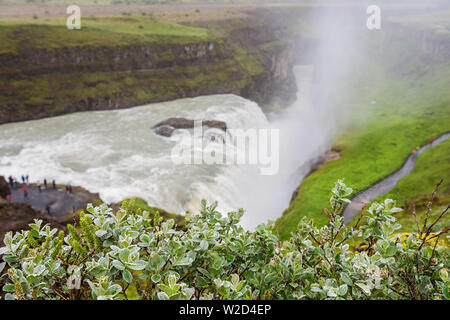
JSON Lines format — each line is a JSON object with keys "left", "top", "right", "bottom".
{"left": 153, "top": 117, "right": 227, "bottom": 137}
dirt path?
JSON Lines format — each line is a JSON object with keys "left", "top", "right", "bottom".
{"left": 343, "top": 132, "right": 450, "bottom": 223}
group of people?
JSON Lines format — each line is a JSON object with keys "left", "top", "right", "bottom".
{"left": 36, "top": 178, "right": 57, "bottom": 193}
{"left": 6, "top": 174, "right": 74, "bottom": 215}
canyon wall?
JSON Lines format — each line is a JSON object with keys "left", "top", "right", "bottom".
{"left": 0, "top": 12, "right": 300, "bottom": 124}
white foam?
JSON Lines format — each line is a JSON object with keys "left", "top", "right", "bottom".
{"left": 0, "top": 67, "right": 336, "bottom": 230}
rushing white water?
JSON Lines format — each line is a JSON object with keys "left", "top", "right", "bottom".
{"left": 0, "top": 66, "right": 335, "bottom": 229}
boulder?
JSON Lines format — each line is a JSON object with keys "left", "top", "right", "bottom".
{"left": 152, "top": 117, "right": 227, "bottom": 137}
{"left": 154, "top": 125, "right": 175, "bottom": 138}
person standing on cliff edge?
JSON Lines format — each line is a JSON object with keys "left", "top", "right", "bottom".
{"left": 8, "top": 176, "right": 14, "bottom": 188}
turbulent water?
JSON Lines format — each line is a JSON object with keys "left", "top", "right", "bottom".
{"left": 0, "top": 66, "right": 336, "bottom": 229}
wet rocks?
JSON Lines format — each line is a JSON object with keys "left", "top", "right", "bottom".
{"left": 152, "top": 117, "right": 227, "bottom": 137}
{"left": 154, "top": 125, "right": 176, "bottom": 138}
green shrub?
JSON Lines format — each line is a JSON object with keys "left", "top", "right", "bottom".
{"left": 0, "top": 181, "right": 448, "bottom": 300}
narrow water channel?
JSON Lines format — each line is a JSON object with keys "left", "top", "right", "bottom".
{"left": 343, "top": 132, "right": 450, "bottom": 223}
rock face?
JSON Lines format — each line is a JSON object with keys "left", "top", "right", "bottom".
{"left": 0, "top": 8, "right": 302, "bottom": 125}
{"left": 0, "top": 201, "right": 68, "bottom": 243}
{"left": 153, "top": 117, "right": 227, "bottom": 137}
{"left": 0, "top": 41, "right": 221, "bottom": 77}
{"left": 0, "top": 176, "right": 9, "bottom": 199}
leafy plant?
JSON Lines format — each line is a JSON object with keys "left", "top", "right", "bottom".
{"left": 0, "top": 181, "right": 448, "bottom": 300}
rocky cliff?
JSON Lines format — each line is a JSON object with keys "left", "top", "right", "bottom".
{"left": 0, "top": 10, "right": 302, "bottom": 124}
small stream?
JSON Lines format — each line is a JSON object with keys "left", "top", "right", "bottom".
{"left": 343, "top": 132, "right": 450, "bottom": 223}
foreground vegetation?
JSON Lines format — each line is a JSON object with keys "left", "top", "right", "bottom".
{"left": 0, "top": 181, "right": 448, "bottom": 300}
{"left": 118, "top": 197, "right": 186, "bottom": 228}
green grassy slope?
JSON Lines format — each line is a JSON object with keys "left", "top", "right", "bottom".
{"left": 0, "top": 16, "right": 210, "bottom": 56}
{"left": 277, "top": 44, "right": 450, "bottom": 239}
{"left": 376, "top": 138, "right": 450, "bottom": 235}
{"left": 0, "top": 16, "right": 209, "bottom": 48}
{"left": 383, "top": 139, "right": 450, "bottom": 206}
{"left": 344, "top": 138, "right": 450, "bottom": 245}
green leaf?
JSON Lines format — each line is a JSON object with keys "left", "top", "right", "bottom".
{"left": 199, "top": 240, "right": 209, "bottom": 251}
{"left": 182, "top": 287, "right": 195, "bottom": 299}
{"left": 112, "top": 260, "right": 125, "bottom": 271}
{"left": 86, "top": 205, "right": 95, "bottom": 214}
{"left": 119, "top": 248, "right": 130, "bottom": 263}
{"left": 196, "top": 277, "right": 209, "bottom": 288}
{"left": 95, "top": 229, "right": 107, "bottom": 238}
{"left": 151, "top": 274, "right": 161, "bottom": 283}
{"left": 439, "top": 268, "right": 448, "bottom": 282}
{"left": 444, "top": 287, "right": 450, "bottom": 300}
{"left": 356, "top": 282, "right": 371, "bottom": 295}
{"left": 327, "top": 289, "right": 337, "bottom": 298}
{"left": 33, "top": 264, "right": 47, "bottom": 276}
{"left": 157, "top": 292, "right": 169, "bottom": 300}
{"left": 88, "top": 266, "right": 107, "bottom": 277}
{"left": 122, "top": 269, "right": 133, "bottom": 283}
{"left": 168, "top": 274, "right": 177, "bottom": 288}
{"left": 174, "top": 256, "right": 193, "bottom": 266}
{"left": 340, "top": 273, "right": 353, "bottom": 286}
{"left": 3, "top": 284, "right": 15, "bottom": 293}
{"left": 338, "top": 284, "right": 348, "bottom": 296}
{"left": 5, "top": 293, "right": 15, "bottom": 300}
{"left": 385, "top": 244, "right": 397, "bottom": 257}
{"left": 157, "top": 284, "right": 172, "bottom": 296}
{"left": 264, "top": 273, "right": 276, "bottom": 284}
{"left": 311, "top": 286, "right": 322, "bottom": 293}
{"left": 197, "top": 267, "right": 211, "bottom": 278}
{"left": 3, "top": 255, "right": 18, "bottom": 264}
{"left": 127, "top": 261, "right": 147, "bottom": 271}
{"left": 106, "top": 284, "right": 122, "bottom": 297}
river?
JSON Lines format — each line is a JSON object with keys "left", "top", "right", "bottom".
{"left": 0, "top": 66, "right": 337, "bottom": 229}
